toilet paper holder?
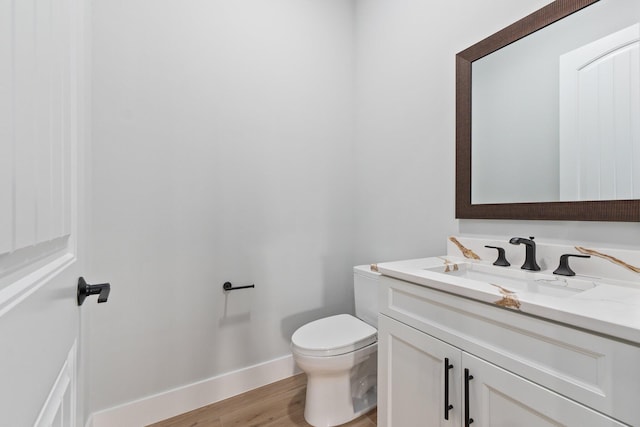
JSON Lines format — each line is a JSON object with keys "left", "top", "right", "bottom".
{"left": 223, "top": 281, "right": 255, "bottom": 291}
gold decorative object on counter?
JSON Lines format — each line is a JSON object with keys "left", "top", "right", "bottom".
{"left": 370, "top": 264, "right": 379, "bottom": 272}
{"left": 575, "top": 246, "right": 640, "bottom": 273}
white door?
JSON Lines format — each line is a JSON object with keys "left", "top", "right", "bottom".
{"left": 378, "top": 314, "right": 461, "bottom": 427}
{"left": 559, "top": 24, "right": 640, "bottom": 201}
{"left": 463, "top": 353, "right": 626, "bottom": 427}
{"left": 0, "top": 0, "right": 88, "bottom": 425}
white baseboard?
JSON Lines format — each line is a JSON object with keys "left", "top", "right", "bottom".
{"left": 88, "top": 354, "right": 300, "bottom": 427}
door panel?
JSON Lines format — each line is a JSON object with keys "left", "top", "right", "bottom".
{"left": 0, "top": 0, "right": 75, "bottom": 265}
{"left": 0, "top": 0, "right": 86, "bottom": 425}
{"left": 1, "top": 269, "right": 79, "bottom": 425}
{"left": 463, "top": 353, "right": 625, "bottom": 427}
{"left": 0, "top": 0, "right": 11, "bottom": 256}
{"left": 378, "top": 314, "right": 461, "bottom": 427}
{"left": 34, "top": 342, "right": 77, "bottom": 427}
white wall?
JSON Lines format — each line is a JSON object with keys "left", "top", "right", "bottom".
{"left": 89, "top": 0, "right": 355, "bottom": 414}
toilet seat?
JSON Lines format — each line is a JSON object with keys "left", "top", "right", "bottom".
{"left": 291, "top": 314, "right": 377, "bottom": 357}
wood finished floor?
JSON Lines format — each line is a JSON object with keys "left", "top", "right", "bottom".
{"left": 148, "top": 373, "right": 377, "bottom": 427}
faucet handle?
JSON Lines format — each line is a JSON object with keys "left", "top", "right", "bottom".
{"left": 484, "top": 246, "right": 510, "bottom": 267}
{"left": 553, "top": 254, "right": 591, "bottom": 276}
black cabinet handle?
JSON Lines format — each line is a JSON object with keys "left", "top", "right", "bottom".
{"left": 444, "top": 358, "right": 454, "bottom": 420}
{"left": 77, "top": 277, "right": 110, "bottom": 306}
{"left": 465, "top": 368, "right": 474, "bottom": 426}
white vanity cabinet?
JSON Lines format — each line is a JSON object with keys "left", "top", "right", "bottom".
{"left": 378, "top": 275, "right": 639, "bottom": 427}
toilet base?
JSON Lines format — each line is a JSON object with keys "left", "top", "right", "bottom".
{"left": 295, "top": 343, "right": 377, "bottom": 427}
{"left": 304, "top": 379, "right": 376, "bottom": 427}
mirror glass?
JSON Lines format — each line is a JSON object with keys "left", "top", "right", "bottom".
{"left": 471, "top": 0, "right": 640, "bottom": 205}
{"left": 457, "top": 0, "right": 640, "bottom": 221}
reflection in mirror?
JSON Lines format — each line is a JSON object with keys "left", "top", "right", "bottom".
{"left": 559, "top": 23, "right": 640, "bottom": 202}
{"left": 472, "top": 0, "right": 640, "bottom": 204}
{"left": 456, "top": 0, "right": 640, "bottom": 221}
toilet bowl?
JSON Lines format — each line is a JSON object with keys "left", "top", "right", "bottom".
{"left": 291, "top": 265, "right": 380, "bottom": 427}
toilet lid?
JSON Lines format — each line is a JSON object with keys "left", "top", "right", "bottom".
{"left": 291, "top": 314, "right": 377, "bottom": 357}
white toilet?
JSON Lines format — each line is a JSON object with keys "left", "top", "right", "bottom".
{"left": 291, "top": 265, "right": 379, "bottom": 427}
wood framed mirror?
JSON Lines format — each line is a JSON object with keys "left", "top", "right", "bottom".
{"left": 456, "top": 0, "right": 640, "bottom": 221}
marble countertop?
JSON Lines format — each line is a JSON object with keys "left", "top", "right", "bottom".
{"left": 377, "top": 256, "right": 640, "bottom": 345}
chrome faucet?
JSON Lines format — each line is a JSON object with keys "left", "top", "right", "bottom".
{"left": 509, "top": 236, "right": 541, "bottom": 271}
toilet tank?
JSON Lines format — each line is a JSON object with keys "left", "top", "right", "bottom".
{"left": 353, "top": 265, "right": 380, "bottom": 328}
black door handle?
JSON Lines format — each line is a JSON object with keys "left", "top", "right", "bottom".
{"left": 77, "top": 277, "right": 111, "bottom": 306}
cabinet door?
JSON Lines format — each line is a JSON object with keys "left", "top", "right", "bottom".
{"left": 463, "top": 353, "right": 627, "bottom": 427}
{"left": 378, "top": 314, "right": 461, "bottom": 427}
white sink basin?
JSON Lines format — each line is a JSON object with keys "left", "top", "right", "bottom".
{"left": 424, "top": 262, "right": 597, "bottom": 298}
